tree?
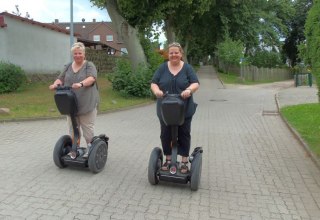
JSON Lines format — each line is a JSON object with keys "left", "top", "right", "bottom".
{"left": 247, "top": 49, "right": 283, "bottom": 68}
{"left": 216, "top": 36, "right": 244, "bottom": 74}
{"left": 90, "top": 0, "right": 147, "bottom": 68}
{"left": 186, "top": 0, "right": 294, "bottom": 62}
{"left": 91, "top": 0, "right": 213, "bottom": 65}
{"left": 304, "top": 0, "right": 320, "bottom": 99}
{"left": 282, "top": 0, "right": 312, "bottom": 67}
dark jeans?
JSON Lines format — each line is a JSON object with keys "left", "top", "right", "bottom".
{"left": 160, "top": 117, "right": 192, "bottom": 157}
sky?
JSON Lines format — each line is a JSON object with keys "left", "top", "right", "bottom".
{"left": 0, "top": 0, "right": 110, "bottom": 23}
{"left": 0, "top": 0, "right": 166, "bottom": 45}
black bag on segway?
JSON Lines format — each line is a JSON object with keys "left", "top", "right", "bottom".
{"left": 54, "top": 87, "right": 78, "bottom": 115}
{"left": 160, "top": 94, "right": 185, "bottom": 126}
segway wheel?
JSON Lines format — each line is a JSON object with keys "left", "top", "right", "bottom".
{"left": 88, "top": 140, "right": 108, "bottom": 174}
{"left": 53, "top": 135, "right": 72, "bottom": 168}
{"left": 148, "top": 147, "right": 163, "bottom": 185}
{"left": 190, "top": 153, "right": 202, "bottom": 191}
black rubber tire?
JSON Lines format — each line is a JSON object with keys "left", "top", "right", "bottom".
{"left": 190, "top": 153, "right": 202, "bottom": 191}
{"left": 53, "top": 135, "right": 72, "bottom": 168}
{"left": 148, "top": 147, "right": 163, "bottom": 185}
{"left": 88, "top": 140, "right": 108, "bottom": 174}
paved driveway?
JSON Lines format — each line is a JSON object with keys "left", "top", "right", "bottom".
{"left": 0, "top": 66, "right": 320, "bottom": 220}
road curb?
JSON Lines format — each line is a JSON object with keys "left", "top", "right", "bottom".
{"left": 275, "top": 93, "right": 320, "bottom": 169}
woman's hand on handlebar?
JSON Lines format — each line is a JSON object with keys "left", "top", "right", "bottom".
{"left": 181, "top": 89, "right": 192, "bottom": 99}
{"left": 49, "top": 84, "right": 58, "bottom": 90}
{"left": 154, "top": 90, "right": 164, "bottom": 98}
{"left": 72, "top": 82, "right": 82, "bottom": 89}
{"left": 49, "top": 79, "right": 63, "bottom": 91}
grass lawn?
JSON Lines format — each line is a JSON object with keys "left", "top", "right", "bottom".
{"left": 0, "top": 76, "right": 153, "bottom": 121}
{"left": 280, "top": 103, "right": 320, "bottom": 158}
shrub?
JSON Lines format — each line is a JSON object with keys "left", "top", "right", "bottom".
{"left": 247, "top": 50, "right": 283, "bottom": 68}
{"left": 0, "top": 61, "right": 27, "bottom": 93}
{"left": 122, "top": 64, "right": 153, "bottom": 97}
{"left": 108, "top": 59, "right": 153, "bottom": 97}
{"left": 107, "top": 58, "right": 132, "bottom": 92}
{"left": 108, "top": 37, "right": 164, "bottom": 98}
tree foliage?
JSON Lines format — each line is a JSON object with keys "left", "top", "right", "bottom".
{"left": 282, "top": 0, "right": 312, "bottom": 67}
{"left": 216, "top": 36, "right": 244, "bottom": 73}
{"left": 91, "top": 0, "right": 213, "bottom": 64}
{"left": 89, "top": 0, "right": 305, "bottom": 86}
{"left": 247, "top": 50, "right": 283, "bottom": 68}
{"left": 184, "top": 0, "right": 294, "bottom": 65}
{"left": 303, "top": 0, "right": 320, "bottom": 99}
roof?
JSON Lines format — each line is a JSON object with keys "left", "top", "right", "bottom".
{"left": 52, "top": 20, "right": 113, "bottom": 40}
{"left": 0, "top": 12, "right": 79, "bottom": 36}
{"left": 77, "top": 37, "right": 121, "bottom": 52}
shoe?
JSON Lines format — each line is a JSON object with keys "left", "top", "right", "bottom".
{"left": 67, "top": 151, "right": 76, "bottom": 159}
{"left": 82, "top": 144, "right": 91, "bottom": 159}
{"left": 180, "top": 161, "right": 189, "bottom": 174}
{"left": 161, "top": 160, "right": 171, "bottom": 171}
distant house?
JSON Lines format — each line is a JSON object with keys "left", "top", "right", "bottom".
{"left": 52, "top": 19, "right": 127, "bottom": 56}
{"left": 0, "top": 12, "right": 78, "bottom": 74}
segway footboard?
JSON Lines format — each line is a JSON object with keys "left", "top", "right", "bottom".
{"left": 158, "top": 170, "right": 189, "bottom": 184}
{"left": 62, "top": 148, "right": 88, "bottom": 168}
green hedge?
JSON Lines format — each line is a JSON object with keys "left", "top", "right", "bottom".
{"left": 0, "top": 62, "right": 27, "bottom": 93}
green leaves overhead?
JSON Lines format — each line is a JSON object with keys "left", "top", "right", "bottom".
{"left": 90, "top": 0, "right": 300, "bottom": 66}
{"left": 304, "top": 0, "right": 320, "bottom": 98}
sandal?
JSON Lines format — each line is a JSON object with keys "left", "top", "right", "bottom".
{"left": 180, "top": 162, "right": 189, "bottom": 174}
{"left": 161, "top": 160, "right": 171, "bottom": 171}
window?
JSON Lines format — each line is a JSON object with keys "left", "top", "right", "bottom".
{"left": 121, "top": 48, "right": 128, "bottom": 55}
{"left": 106, "top": 35, "right": 113, "bottom": 42}
{"left": 66, "top": 26, "right": 70, "bottom": 30}
{"left": 93, "top": 35, "right": 100, "bottom": 41}
{"left": 107, "top": 48, "right": 115, "bottom": 55}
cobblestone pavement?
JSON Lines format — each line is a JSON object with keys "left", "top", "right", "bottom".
{"left": 0, "top": 66, "right": 320, "bottom": 220}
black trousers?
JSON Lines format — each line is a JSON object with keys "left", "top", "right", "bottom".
{"left": 159, "top": 117, "right": 192, "bottom": 157}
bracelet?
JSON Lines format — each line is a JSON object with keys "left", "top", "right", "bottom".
{"left": 80, "top": 82, "right": 84, "bottom": 87}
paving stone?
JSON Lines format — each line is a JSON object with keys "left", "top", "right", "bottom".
{"left": 0, "top": 66, "right": 319, "bottom": 219}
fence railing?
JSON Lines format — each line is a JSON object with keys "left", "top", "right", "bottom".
{"left": 217, "top": 61, "right": 293, "bottom": 82}
{"left": 241, "top": 65, "right": 292, "bottom": 81}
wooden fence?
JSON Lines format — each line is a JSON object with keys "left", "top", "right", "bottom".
{"left": 217, "top": 61, "right": 293, "bottom": 82}
{"left": 241, "top": 65, "right": 293, "bottom": 81}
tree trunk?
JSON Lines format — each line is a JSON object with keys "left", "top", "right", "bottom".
{"left": 183, "top": 40, "right": 189, "bottom": 63}
{"left": 105, "top": 0, "right": 146, "bottom": 68}
{"left": 164, "top": 17, "right": 176, "bottom": 44}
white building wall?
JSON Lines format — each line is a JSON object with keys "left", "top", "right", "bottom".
{"left": 0, "top": 16, "right": 76, "bottom": 74}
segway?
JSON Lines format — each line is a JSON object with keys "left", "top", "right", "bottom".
{"left": 148, "top": 93, "right": 203, "bottom": 191}
{"left": 52, "top": 85, "right": 109, "bottom": 173}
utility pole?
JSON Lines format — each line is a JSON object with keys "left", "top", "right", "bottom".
{"left": 70, "top": 0, "right": 74, "bottom": 61}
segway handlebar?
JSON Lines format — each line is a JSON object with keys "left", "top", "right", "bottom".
{"left": 55, "top": 84, "right": 72, "bottom": 91}
{"left": 161, "top": 91, "right": 182, "bottom": 99}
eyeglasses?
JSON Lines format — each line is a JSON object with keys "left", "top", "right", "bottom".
{"left": 168, "top": 42, "right": 181, "bottom": 48}
{"left": 72, "top": 42, "right": 85, "bottom": 48}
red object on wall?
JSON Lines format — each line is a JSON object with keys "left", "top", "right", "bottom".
{"left": 0, "top": 16, "right": 8, "bottom": 28}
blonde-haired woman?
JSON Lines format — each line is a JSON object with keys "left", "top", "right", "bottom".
{"left": 49, "top": 42, "right": 99, "bottom": 158}
{"left": 151, "top": 42, "right": 200, "bottom": 174}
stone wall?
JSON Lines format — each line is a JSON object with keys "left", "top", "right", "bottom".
{"left": 26, "top": 49, "right": 123, "bottom": 82}
{"left": 85, "top": 49, "right": 120, "bottom": 74}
